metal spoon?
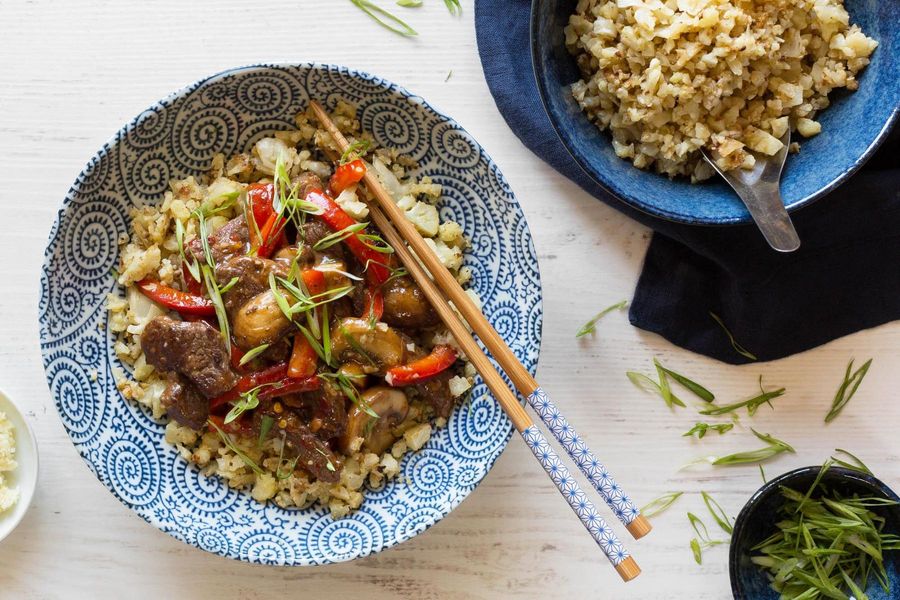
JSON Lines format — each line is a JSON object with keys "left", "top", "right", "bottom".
{"left": 701, "top": 130, "right": 800, "bottom": 252}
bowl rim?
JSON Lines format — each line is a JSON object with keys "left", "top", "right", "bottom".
{"left": 39, "top": 62, "right": 543, "bottom": 565}
{"left": 528, "top": 0, "right": 900, "bottom": 226}
{"left": 728, "top": 465, "right": 900, "bottom": 598}
{"left": 0, "top": 386, "right": 40, "bottom": 544}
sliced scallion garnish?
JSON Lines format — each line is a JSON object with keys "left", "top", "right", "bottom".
{"left": 709, "top": 311, "right": 757, "bottom": 361}
{"left": 699, "top": 376, "right": 785, "bottom": 417}
{"left": 575, "top": 300, "right": 627, "bottom": 338}
{"left": 639, "top": 492, "right": 683, "bottom": 519}
{"left": 825, "top": 358, "right": 872, "bottom": 423}
{"left": 683, "top": 422, "right": 734, "bottom": 439}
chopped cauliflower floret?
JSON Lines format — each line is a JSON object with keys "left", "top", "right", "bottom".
{"left": 404, "top": 201, "right": 440, "bottom": 237}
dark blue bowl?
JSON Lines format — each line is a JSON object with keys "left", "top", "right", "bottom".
{"left": 531, "top": 0, "right": 900, "bottom": 225}
{"left": 730, "top": 466, "right": 900, "bottom": 599}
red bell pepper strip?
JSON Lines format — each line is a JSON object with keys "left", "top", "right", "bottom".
{"left": 288, "top": 269, "right": 327, "bottom": 378}
{"left": 329, "top": 159, "right": 366, "bottom": 195}
{"left": 210, "top": 362, "right": 290, "bottom": 409}
{"left": 136, "top": 279, "right": 215, "bottom": 316}
{"left": 257, "top": 375, "right": 321, "bottom": 400}
{"left": 361, "top": 286, "right": 384, "bottom": 322}
{"left": 288, "top": 335, "right": 318, "bottom": 378}
{"left": 181, "top": 261, "right": 202, "bottom": 295}
{"left": 247, "top": 183, "right": 275, "bottom": 225}
{"left": 303, "top": 190, "right": 391, "bottom": 285}
{"left": 385, "top": 345, "right": 458, "bottom": 386}
{"left": 254, "top": 211, "right": 288, "bottom": 259}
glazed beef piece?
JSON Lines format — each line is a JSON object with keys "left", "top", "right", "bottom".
{"left": 304, "top": 380, "right": 348, "bottom": 440}
{"left": 253, "top": 408, "right": 342, "bottom": 483}
{"left": 300, "top": 218, "right": 333, "bottom": 248}
{"left": 187, "top": 215, "right": 249, "bottom": 265}
{"left": 141, "top": 316, "right": 237, "bottom": 398}
{"left": 380, "top": 276, "right": 439, "bottom": 330}
{"left": 416, "top": 370, "right": 455, "bottom": 419}
{"left": 161, "top": 374, "right": 209, "bottom": 429}
{"left": 215, "top": 255, "right": 286, "bottom": 319}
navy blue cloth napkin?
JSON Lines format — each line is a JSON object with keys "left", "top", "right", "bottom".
{"left": 475, "top": 0, "right": 900, "bottom": 364}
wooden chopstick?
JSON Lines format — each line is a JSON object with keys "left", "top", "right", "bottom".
{"left": 310, "top": 102, "right": 641, "bottom": 581}
{"left": 310, "top": 100, "right": 651, "bottom": 541}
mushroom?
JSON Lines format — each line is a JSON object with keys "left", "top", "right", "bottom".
{"left": 330, "top": 317, "right": 405, "bottom": 372}
{"left": 232, "top": 289, "right": 293, "bottom": 349}
{"left": 340, "top": 386, "right": 409, "bottom": 454}
{"left": 338, "top": 362, "right": 368, "bottom": 389}
{"left": 381, "top": 276, "right": 439, "bottom": 329}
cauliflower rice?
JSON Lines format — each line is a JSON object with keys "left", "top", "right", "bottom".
{"left": 565, "top": 0, "right": 878, "bottom": 180}
{"left": 0, "top": 411, "right": 18, "bottom": 514}
{"left": 109, "top": 103, "right": 474, "bottom": 518}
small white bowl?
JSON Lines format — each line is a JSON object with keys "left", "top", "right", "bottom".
{"left": 0, "top": 388, "right": 39, "bottom": 543}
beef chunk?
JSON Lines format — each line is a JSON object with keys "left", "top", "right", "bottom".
{"left": 161, "top": 374, "right": 209, "bottom": 430}
{"left": 141, "top": 316, "right": 237, "bottom": 398}
{"left": 215, "top": 255, "right": 286, "bottom": 319}
{"left": 416, "top": 370, "right": 455, "bottom": 419}
{"left": 253, "top": 407, "right": 342, "bottom": 483}
{"left": 187, "top": 215, "right": 249, "bottom": 265}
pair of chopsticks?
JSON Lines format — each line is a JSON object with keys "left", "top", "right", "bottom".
{"left": 310, "top": 101, "right": 647, "bottom": 582}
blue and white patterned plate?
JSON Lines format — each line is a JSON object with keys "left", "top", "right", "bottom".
{"left": 38, "top": 64, "right": 543, "bottom": 565}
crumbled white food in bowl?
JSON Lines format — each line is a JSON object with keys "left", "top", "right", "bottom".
{"left": 0, "top": 411, "right": 19, "bottom": 513}
{"left": 565, "top": 0, "right": 878, "bottom": 181}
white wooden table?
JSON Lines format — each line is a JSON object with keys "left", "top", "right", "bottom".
{"left": 1, "top": 1, "right": 898, "bottom": 597}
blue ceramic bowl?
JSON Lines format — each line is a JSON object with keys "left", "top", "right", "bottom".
{"left": 38, "top": 64, "right": 543, "bottom": 565}
{"left": 531, "top": 0, "right": 900, "bottom": 225}
{"left": 730, "top": 466, "right": 900, "bottom": 599}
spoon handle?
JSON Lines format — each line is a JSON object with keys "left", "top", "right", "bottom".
{"left": 733, "top": 182, "right": 800, "bottom": 253}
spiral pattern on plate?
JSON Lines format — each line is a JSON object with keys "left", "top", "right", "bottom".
{"left": 104, "top": 437, "right": 161, "bottom": 506}
{"left": 172, "top": 106, "right": 239, "bottom": 171}
{"left": 304, "top": 511, "right": 384, "bottom": 563}
{"left": 237, "top": 530, "right": 296, "bottom": 565}
{"left": 404, "top": 451, "right": 453, "bottom": 500}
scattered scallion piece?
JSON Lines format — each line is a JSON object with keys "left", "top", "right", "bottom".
{"left": 339, "top": 139, "right": 371, "bottom": 165}
{"left": 444, "top": 70, "right": 453, "bottom": 82}
{"left": 751, "top": 460, "right": 900, "bottom": 599}
{"left": 397, "top": 0, "right": 422, "bottom": 7}
{"left": 202, "top": 264, "right": 230, "bottom": 352}
{"left": 687, "top": 511, "right": 728, "bottom": 565}
{"left": 626, "top": 370, "right": 686, "bottom": 408}
{"left": 224, "top": 389, "right": 260, "bottom": 424}
{"left": 640, "top": 492, "right": 683, "bottom": 519}
{"left": 759, "top": 464, "right": 767, "bottom": 484}
{"left": 350, "top": 0, "right": 417, "bottom": 37}
{"left": 708, "top": 429, "right": 795, "bottom": 466}
{"left": 218, "top": 276, "right": 239, "bottom": 294}
{"left": 238, "top": 344, "right": 270, "bottom": 367}
{"left": 208, "top": 419, "right": 264, "bottom": 475}
{"left": 709, "top": 311, "right": 757, "bottom": 361}
{"left": 658, "top": 364, "right": 715, "bottom": 403}
{"left": 313, "top": 222, "right": 368, "bottom": 251}
{"left": 443, "top": 0, "right": 461, "bottom": 15}
{"left": 257, "top": 415, "right": 274, "bottom": 448}
{"left": 576, "top": 300, "right": 627, "bottom": 338}
{"left": 825, "top": 358, "right": 873, "bottom": 423}
{"left": 683, "top": 422, "right": 734, "bottom": 439}
{"left": 700, "top": 492, "right": 733, "bottom": 534}
{"left": 832, "top": 448, "right": 872, "bottom": 475}
{"left": 699, "top": 376, "right": 785, "bottom": 417}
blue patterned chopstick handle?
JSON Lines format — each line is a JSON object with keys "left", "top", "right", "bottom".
{"left": 527, "top": 387, "right": 640, "bottom": 528}
{"left": 520, "top": 426, "right": 629, "bottom": 567}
